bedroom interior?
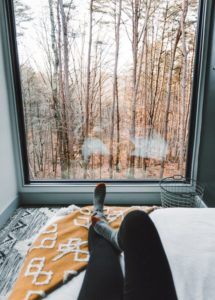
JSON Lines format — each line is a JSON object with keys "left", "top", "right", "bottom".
{"left": 0, "top": 0, "right": 215, "bottom": 299}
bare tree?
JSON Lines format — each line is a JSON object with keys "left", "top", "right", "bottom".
{"left": 109, "top": 0, "right": 122, "bottom": 178}
{"left": 48, "top": 0, "right": 70, "bottom": 178}
{"left": 179, "top": 0, "right": 188, "bottom": 174}
{"left": 160, "top": 6, "right": 182, "bottom": 178}
{"left": 127, "top": 0, "right": 150, "bottom": 177}
{"left": 84, "top": 0, "right": 94, "bottom": 178}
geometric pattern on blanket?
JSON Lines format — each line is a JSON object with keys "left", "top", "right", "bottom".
{"left": 8, "top": 205, "right": 136, "bottom": 300}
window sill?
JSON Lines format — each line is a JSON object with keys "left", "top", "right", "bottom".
{"left": 19, "top": 182, "right": 161, "bottom": 205}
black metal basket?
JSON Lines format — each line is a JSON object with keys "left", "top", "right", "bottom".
{"left": 160, "top": 175, "right": 204, "bottom": 208}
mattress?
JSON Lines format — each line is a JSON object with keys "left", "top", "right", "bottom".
{"left": 31, "top": 207, "right": 215, "bottom": 300}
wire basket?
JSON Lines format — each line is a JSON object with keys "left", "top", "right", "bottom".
{"left": 160, "top": 175, "right": 204, "bottom": 208}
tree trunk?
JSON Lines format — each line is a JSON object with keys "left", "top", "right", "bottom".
{"left": 48, "top": 0, "right": 68, "bottom": 178}
{"left": 59, "top": 0, "right": 73, "bottom": 178}
{"left": 129, "top": 0, "right": 149, "bottom": 178}
{"left": 84, "top": 0, "right": 94, "bottom": 178}
{"left": 160, "top": 26, "right": 182, "bottom": 178}
{"left": 109, "top": 0, "right": 122, "bottom": 178}
{"left": 179, "top": 0, "right": 188, "bottom": 175}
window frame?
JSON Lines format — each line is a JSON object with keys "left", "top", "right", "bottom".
{"left": 1, "top": 0, "right": 212, "bottom": 205}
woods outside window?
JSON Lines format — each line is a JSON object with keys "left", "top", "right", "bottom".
{"left": 9, "top": 0, "right": 201, "bottom": 182}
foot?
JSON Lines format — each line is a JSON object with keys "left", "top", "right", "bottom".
{"left": 93, "top": 183, "right": 106, "bottom": 216}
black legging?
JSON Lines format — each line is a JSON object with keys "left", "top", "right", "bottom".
{"left": 78, "top": 210, "right": 178, "bottom": 300}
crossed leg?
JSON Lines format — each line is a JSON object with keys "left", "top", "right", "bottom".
{"left": 78, "top": 226, "right": 123, "bottom": 300}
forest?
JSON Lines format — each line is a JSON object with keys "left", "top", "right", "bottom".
{"left": 14, "top": 0, "right": 199, "bottom": 180}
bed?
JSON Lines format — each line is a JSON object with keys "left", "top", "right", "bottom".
{"left": 11, "top": 207, "right": 215, "bottom": 300}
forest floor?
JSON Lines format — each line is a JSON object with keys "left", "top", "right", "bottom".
{"left": 31, "top": 161, "right": 184, "bottom": 180}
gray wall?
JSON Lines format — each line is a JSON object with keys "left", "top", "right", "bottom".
{"left": 0, "top": 9, "right": 18, "bottom": 226}
{"left": 197, "top": 2, "right": 215, "bottom": 207}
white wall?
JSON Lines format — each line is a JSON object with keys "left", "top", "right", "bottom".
{"left": 0, "top": 19, "right": 18, "bottom": 225}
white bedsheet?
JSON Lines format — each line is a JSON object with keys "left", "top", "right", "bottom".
{"left": 44, "top": 208, "right": 215, "bottom": 300}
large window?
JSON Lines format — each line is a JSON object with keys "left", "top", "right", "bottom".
{"left": 11, "top": 0, "right": 200, "bottom": 181}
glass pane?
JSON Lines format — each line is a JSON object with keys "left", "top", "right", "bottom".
{"left": 13, "top": 0, "right": 200, "bottom": 180}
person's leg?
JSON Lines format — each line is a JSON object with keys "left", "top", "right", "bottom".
{"left": 78, "top": 184, "right": 123, "bottom": 300}
{"left": 92, "top": 182, "right": 122, "bottom": 251}
{"left": 78, "top": 226, "right": 123, "bottom": 300}
{"left": 118, "top": 210, "right": 178, "bottom": 300}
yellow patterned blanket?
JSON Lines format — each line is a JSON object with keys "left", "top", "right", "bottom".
{"left": 9, "top": 206, "right": 139, "bottom": 300}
